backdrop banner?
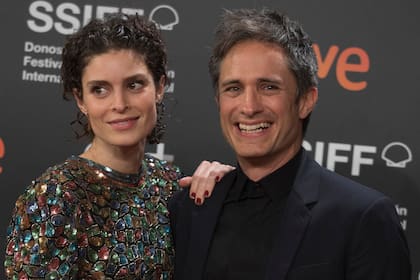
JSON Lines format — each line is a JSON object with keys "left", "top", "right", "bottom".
{"left": 0, "top": 1, "right": 418, "bottom": 278}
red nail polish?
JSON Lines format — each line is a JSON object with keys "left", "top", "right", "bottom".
{"left": 191, "top": 192, "right": 196, "bottom": 199}
{"left": 215, "top": 176, "right": 220, "bottom": 182}
{"left": 204, "top": 190, "right": 209, "bottom": 197}
{"left": 196, "top": 198, "right": 202, "bottom": 205}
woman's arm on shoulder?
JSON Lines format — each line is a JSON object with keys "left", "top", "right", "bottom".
{"left": 179, "top": 160, "right": 235, "bottom": 205}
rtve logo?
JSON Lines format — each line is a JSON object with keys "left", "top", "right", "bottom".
{"left": 313, "top": 43, "right": 369, "bottom": 92}
{"left": 0, "top": 137, "right": 5, "bottom": 174}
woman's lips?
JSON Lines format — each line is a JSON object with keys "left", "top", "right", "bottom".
{"left": 108, "top": 117, "right": 139, "bottom": 130}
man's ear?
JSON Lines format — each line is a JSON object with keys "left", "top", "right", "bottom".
{"left": 73, "top": 89, "right": 87, "bottom": 115}
{"left": 298, "top": 87, "right": 318, "bottom": 119}
{"left": 214, "top": 89, "right": 221, "bottom": 110}
{"left": 214, "top": 94, "right": 219, "bottom": 107}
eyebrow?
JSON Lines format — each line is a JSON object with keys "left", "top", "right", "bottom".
{"left": 219, "top": 77, "right": 283, "bottom": 87}
{"left": 257, "top": 77, "right": 283, "bottom": 84}
{"left": 219, "top": 79, "right": 240, "bottom": 88}
{"left": 85, "top": 73, "right": 149, "bottom": 87}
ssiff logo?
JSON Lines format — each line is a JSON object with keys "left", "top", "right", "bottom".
{"left": 27, "top": 1, "right": 180, "bottom": 34}
{"left": 0, "top": 137, "right": 5, "bottom": 174}
{"left": 381, "top": 142, "right": 412, "bottom": 168}
{"left": 149, "top": 5, "right": 179, "bottom": 31}
{"left": 303, "top": 140, "right": 413, "bottom": 176}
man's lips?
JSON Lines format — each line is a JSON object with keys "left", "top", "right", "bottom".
{"left": 238, "top": 122, "right": 271, "bottom": 133}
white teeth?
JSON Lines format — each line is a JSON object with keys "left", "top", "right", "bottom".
{"left": 239, "top": 122, "right": 270, "bottom": 132}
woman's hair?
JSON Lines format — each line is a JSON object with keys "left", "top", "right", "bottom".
{"left": 61, "top": 13, "right": 167, "bottom": 143}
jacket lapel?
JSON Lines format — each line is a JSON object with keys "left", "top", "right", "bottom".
{"left": 184, "top": 171, "right": 237, "bottom": 279}
{"left": 266, "top": 151, "right": 321, "bottom": 280}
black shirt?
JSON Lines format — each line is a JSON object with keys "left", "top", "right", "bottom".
{"left": 204, "top": 149, "right": 302, "bottom": 280}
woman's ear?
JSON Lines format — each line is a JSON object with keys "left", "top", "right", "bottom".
{"left": 298, "top": 87, "right": 318, "bottom": 119}
{"left": 156, "top": 76, "right": 166, "bottom": 103}
{"left": 73, "top": 89, "right": 87, "bottom": 115}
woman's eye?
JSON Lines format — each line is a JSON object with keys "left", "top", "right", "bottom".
{"left": 128, "top": 81, "right": 143, "bottom": 91}
{"left": 91, "top": 86, "right": 107, "bottom": 96}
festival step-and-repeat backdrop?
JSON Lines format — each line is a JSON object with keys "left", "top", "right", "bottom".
{"left": 0, "top": 0, "right": 419, "bottom": 278}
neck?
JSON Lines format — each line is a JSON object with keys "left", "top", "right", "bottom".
{"left": 80, "top": 140, "right": 145, "bottom": 174}
{"left": 238, "top": 145, "right": 301, "bottom": 182}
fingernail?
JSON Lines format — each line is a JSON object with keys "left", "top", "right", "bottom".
{"left": 204, "top": 190, "right": 209, "bottom": 197}
{"left": 195, "top": 198, "right": 202, "bottom": 205}
{"left": 190, "top": 192, "right": 196, "bottom": 199}
{"left": 215, "top": 176, "right": 220, "bottom": 182}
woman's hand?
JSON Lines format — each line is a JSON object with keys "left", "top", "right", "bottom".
{"left": 179, "top": 161, "right": 235, "bottom": 205}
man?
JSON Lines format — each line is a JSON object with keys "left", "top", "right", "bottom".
{"left": 169, "top": 8, "right": 411, "bottom": 280}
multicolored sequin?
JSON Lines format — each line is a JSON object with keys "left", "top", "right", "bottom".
{"left": 4, "top": 154, "right": 181, "bottom": 279}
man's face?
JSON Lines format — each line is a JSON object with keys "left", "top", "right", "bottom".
{"left": 217, "top": 40, "right": 316, "bottom": 171}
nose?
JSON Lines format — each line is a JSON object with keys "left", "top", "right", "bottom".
{"left": 112, "top": 91, "right": 129, "bottom": 112}
{"left": 241, "top": 88, "right": 263, "bottom": 116}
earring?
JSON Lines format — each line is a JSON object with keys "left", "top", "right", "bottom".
{"left": 70, "top": 111, "right": 91, "bottom": 139}
{"left": 147, "top": 102, "right": 166, "bottom": 144}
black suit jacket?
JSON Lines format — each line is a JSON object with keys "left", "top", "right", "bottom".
{"left": 169, "top": 151, "right": 411, "bottom": 279}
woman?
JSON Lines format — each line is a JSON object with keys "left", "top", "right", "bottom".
{"left": 4, "top": 14, "right": 232, "bottom": 279}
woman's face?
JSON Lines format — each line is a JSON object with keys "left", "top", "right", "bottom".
{"left": 75, "top": 49, "right": 164, "bottom": 150}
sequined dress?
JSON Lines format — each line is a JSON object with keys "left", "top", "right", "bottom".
{"left": 4, "top": 154, "right": 181, "bottom": 280}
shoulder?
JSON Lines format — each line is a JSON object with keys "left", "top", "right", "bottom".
{"left": 297, "top": 157, "right": 406, "bottom": 238}
{"left": 300, "top": 155, "right": 387, "bottom": 203}
{"left": 301, "top": 162, "right": 410, "bottom": 277}
{"left": 11, "top": 158, "right": 84, "bottom": 222}
{"left": 294, "top": 154, "right": 397, "bottom": 224}
{"left": 144, "top": 153, "right": 183, "bottom": 178}
{"left": 314, "top": 161, "right": 405, "bottom": 244}
{"left": 319, "top": 166, "right": 388, "bottom": 206}
{"left": 5, "top": 158, "right": 83, "bottom": 279}
{"left": 143, "top": 153, "right": 183, "bottom": 197}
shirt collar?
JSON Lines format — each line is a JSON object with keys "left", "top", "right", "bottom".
{"left": 230, "top": 148, "right": 303, "bottom": 203}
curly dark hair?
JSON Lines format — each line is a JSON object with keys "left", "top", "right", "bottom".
{"left": 61, "top": 13, "right": 167, "bottom": 144}
{"left": 209, "top": 8, "right": 318, "bottom": 135}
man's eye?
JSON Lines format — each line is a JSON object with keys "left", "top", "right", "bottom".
{"left": 262, "top": 84, "right": 278, "bottom": 90}
{"left": 227, "top": 86, "right": 240, "bottom": 91}
{"left": 223, "top": 86, "right": 242, "bottom": 93}
{"left": 221, "top": 86, "right": 242, "bottom": 97}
